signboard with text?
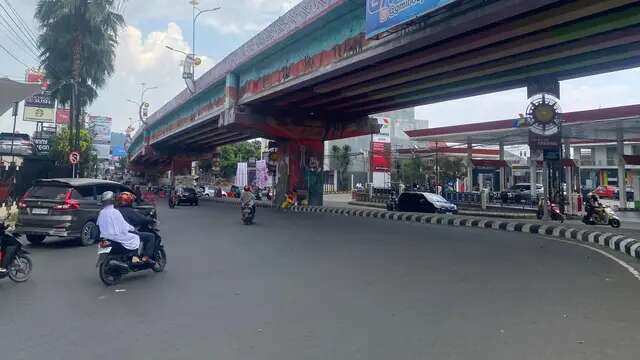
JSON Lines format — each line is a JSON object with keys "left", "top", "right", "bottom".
{"left": 23, "top": 93, "right": 55, "bottom": 123}
{"left": 33, "top": 137, "right": 51, "bottom": 155}
{"left": 366, "top": 0, "right": 457, "bottom": 38}
{"left": 56, "top": 104, "right": 70, "bottom": 125}
{"left": 371, "top": 141, "right": 391, "bottom": 171}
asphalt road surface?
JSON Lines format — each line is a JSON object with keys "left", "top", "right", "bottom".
{"left": 1, "top": 200, "right": 640, "bottom": 360}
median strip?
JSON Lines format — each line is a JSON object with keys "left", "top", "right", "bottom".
{"left": 209, "top": 197, "right": 639, "bottom": 261}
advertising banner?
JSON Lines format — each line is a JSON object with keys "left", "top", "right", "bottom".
{"left": 94, "top": 143, "right": 111, "bottom": 160}
{"left": 89, "top": 116, "right": 112, "bottom": 144}
{"left": 56, "top": 104, "right": 70, "bottom": 125}
{"left": 23, "top": 93, "right": 55, "bottom": 123}
{"left": 366, "top": 0, "right": 457, "bottom": 38}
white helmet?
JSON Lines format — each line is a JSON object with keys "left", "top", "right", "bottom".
{"left": 101, "top": 191, "right": 115, "bottom": 203}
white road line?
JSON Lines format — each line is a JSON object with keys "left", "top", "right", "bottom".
{"left": 545, "top": 237, "right": 640, "bottom": 282}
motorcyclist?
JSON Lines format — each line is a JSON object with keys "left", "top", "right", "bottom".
{"left": 240, "top": 185, "right": 256, "bottom": 216}
{"left": 116, "top": 192, "right": 158, "bottom": 264}
{"left": 585, "top": 192, "right": 603, "bottom": 222}
{"left": 0, "top": 225, "right": 20, "bottom": 274}
{"left": 97, "top": 191, "right": 144, "bottom": 264}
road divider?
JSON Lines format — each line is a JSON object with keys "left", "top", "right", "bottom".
{"left": 211, "top": 197, "right": 639, "bottom": 261}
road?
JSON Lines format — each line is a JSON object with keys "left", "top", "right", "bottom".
{"left": 1, "top": 200, "right": 640, "bottom": 359}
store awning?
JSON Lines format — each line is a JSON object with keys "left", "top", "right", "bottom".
{"left": 0, "top": 78, "right": 41, "bottom": 115}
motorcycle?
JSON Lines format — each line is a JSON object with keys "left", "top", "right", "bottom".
{"left": 168, "top": 191, "right": 177, "bottom": 209}
{"left": 0, "top": 223, "right": 33, "bottom": 283}
{"left": 536, "top": 200, "right": 565, "bottom": 222}
{"left": 582, "top": 205, "right": 621, "bottom": 228}
{"left": 96, "top": 223, "right": 167, "bottom": 286}
{"left": 241, "top": 204, "right": 255, "bottom": 225}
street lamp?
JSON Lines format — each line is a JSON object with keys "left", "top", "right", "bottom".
{"left": 127, "top": 83, "right": 157, "bottom": 126}
{"left": 190, "top": 0, "right": 220, "bottom": 78}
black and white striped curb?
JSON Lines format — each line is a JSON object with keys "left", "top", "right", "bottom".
{"left": 286, "top": 205, "right": 640, "bottom": 261}
{"left": 208, "top": 198, "right": 640, "bottom": 261}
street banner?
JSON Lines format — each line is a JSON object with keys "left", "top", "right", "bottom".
{"left": 23, "top": 93, "right": 55, "bottom": 123}
{"left": 366, "top": 0, "right": 457, "bottom": 38}
{"left": 56, "top": 104, "right": 70, "bottom": 125}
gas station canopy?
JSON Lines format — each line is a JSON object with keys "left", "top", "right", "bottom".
{"left": 0, "top": 77, "right": 41, "bottom": 115}
{"left": 406, "top": 104, "right": 640, "bottom": 145}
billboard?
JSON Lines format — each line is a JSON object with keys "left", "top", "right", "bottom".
{"left": 56, "top": 104, "right": 70, "bottom": 125}
{"left": 366, "top": 0, "right": 457, "bottom": 38}
{"left": 94, "top": 143, "right": 111, "bottom": 160}
{"left": 373, "top": 117, "right": 391, "bottom": 143}
{"left": 370, "top": 141, "right": 391, "bottom": 171}
{"left": 23, "top": 93, "right": 55, "bottom": 123}
{"left": 89, "top": 116, "right": 112, "bottom": 144}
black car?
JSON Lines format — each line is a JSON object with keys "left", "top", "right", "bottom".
{"left": 395, "top": 192, "right": 458, "bottom": 213}
{"left": 16, "top": 178, "right": 155, "bottom": 246}
{"left": 177, "top": 187, "right": 199, "bottom": 206}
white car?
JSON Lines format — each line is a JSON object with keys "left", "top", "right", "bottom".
{"left": 199, "top": 186, "right": 223, "bottom": 198}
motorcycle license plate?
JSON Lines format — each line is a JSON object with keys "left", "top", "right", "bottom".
{"left": 97, "top": 246, "right": 112, "bottom": 254}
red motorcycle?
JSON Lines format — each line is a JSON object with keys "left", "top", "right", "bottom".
{"left": 537, "top": 199, "right": 565, "bottom": 222}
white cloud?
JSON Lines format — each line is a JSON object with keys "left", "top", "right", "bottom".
{"left": 87, "top": 23, "right": 215, "bottom": 133}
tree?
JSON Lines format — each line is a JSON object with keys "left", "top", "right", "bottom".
{"left": 438, "top": 157, "right": 466, "bottom": 186}
{"left": 219, "top": 140, "right": 262, "bottom": 178}
{"left": 49, "top": 127, "right": 97, "bottom": 177}
{"left": 330, "top": 144, "right": 351, "bottom": 190}
{"left": 399, "top": 157, "right": 424, "bottom": 186}
{"left": 36, "top": 0, "right": 124, "bottom": 151}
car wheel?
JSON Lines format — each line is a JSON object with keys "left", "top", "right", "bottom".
{"left": 205, "top": 194, "right": 210, "bottom": 198}
{"left": 79, "top": 221, "right": 97, "bottom": 246}
{"left": 26, "top": 234, "right": 46, "bottom": 245}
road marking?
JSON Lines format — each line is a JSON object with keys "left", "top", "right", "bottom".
{"left": 545, "top": 237, "right": 640, "bottom": 281}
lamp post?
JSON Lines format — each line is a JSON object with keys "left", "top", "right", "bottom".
{"left": 190, "top": 0, "right": 220, "bottom": 80}
{"left": 127, "top": 83, "right": 157, "bottom": 126}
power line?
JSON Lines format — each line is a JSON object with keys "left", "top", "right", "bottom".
{"left": 0, "top": 1, "right": 38, "bottom": 51}
{"left": 0, "top": 43, "right": 29, "bottom": 68}
{"left": 0, "top": 7, "right": 39, "bottom": 59}
{"left": 0, "top": 26, "right": 39, "bottom": 63}
{"left": 2, "top": 0, "right": 38, "bottom": 47}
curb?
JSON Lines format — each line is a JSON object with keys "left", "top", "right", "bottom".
{"left": 286, "top": 205, "right": 640, "bottom": 261}
{"left": 347, "top": 201, "right": 537, "bottom": 219}
{"left": 210, "top": 197, "right": 274, "bottom": 208}
{"left": 208, "top": 198, "right": 640, "bottom": 261}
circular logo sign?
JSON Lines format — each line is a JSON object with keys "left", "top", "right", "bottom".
{"left": 69, "top": 151, "right": 80, "bottom": 164}
{"left": 525, "top": 93, "right": 562, "bottom": 136}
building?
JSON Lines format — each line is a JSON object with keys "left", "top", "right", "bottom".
{"left": 573, "top": 142, "right": 640, "bottom": 190}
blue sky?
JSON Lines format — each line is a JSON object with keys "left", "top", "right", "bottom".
{"left": 1, "top": 0, "right": 640, "bottom": 136}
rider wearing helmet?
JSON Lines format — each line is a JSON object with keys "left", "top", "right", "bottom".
{"left": 97, "top": 191, "right": 143, "bottom": 264}
{"left": 240, "top": 185, "right": 256, "bottom": 215}
{"left": 585, "top": 192, "right": 603, "bottom": 222}
{"left": 116, "top": 192, "right": 157, "bottom": 264}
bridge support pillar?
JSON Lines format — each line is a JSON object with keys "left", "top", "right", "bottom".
{"left": 275, "top": 139, "right": 324, "bottom": 207}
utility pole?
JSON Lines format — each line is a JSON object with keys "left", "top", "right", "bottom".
{"left": 189, "top": 0, "right": 220, "bottom": 90}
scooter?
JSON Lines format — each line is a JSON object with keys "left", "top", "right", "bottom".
{"left": 241, "top": 204, "right": 255, "bottom": 225}
{"left": 96, "top": 224, "right": 167, "bottom": 286}
{"left": 582, "top": 205, "right": 621, "bottom": 228}
{"left": 0, "top": 223, "right": 33, "bottom": 283}
{"left": 168, "top": 191, "right": 177, "bottom": 209}
{"left": 537, "top": 200, "right": 565, "bottom": 222}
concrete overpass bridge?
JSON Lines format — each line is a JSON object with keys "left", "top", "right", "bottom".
{"left": 129, "top": 0, "right": 640, "bottom": 204}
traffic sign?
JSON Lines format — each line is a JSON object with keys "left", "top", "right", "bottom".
{"left": 69, "top": 151, "right": 80, "bottom": 164}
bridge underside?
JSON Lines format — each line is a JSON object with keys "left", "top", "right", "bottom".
{"left": 132, "top": 0, "right": 640, "bottom": 204}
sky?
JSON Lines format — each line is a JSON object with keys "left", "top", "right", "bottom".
{"left": 1, "top": 0, "right": 640, "bottom": 136}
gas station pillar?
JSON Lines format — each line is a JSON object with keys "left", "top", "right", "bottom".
{"left": 529, "top": 158, "right": 537, "bottom": 200}
{"left": 617, "top": 134, "right": 627, "bottom": 209}
{"left": 564, "top": 141, "right": 574, "bottom": 214}
{"left": 499, "top": 142, "right": 506, "bottom": 191}
{"left": 466, "top": 141, "right": 473, "bottom": 192}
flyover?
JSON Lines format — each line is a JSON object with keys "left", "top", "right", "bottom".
{"left": 129, "top": 0, "right": 640, "bottom": 205}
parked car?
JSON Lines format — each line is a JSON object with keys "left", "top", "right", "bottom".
{"left": 395, "top": 192, "right": 458, "bottom": 213}
{"left": 594, "top": 185, "right": 617, "bottom": 199}
{"left": 0, "top": 132, "right": 35, "bottom": 156}
{"left": 15, "top": 178, "right": 155, "bottom": 246}
{"left": 177, "top": 187, "right": 199, "bottom": 205}
{"left": 500, "top": 183, "right": 544, "bottom": 203}
{"left": 197, "top": 186, "right": 216, "bottom": 198}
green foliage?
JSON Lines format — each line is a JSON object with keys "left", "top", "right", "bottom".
{"left": 330, "top": 144, "right": 351, "bottom": 190}
{"left": 438, "top": 157, "right": 466, "bottom": 184}
{"left": 50, "top": 127, "right": 97, "bottom": 176}
{"left": 400, "top": 157, "right": 425, "bottom": 186}
{"left": 219, "top": 140, "right": 262, "bottom": 178}
{"left": 35, "top": 0, "right": 125, "bottom": 108}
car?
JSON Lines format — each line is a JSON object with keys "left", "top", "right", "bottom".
{"left": 177, "top": 187, "right": 199, "bottom": 205}
{"left": 500, "top": 183, "right": 543, "bottom": 203}
{"left": 594, "top": 185, "right": 617, "bottom": 199}
{"left": 197, "top": 186, "right": 216, "bottom": 198}
{"left": 0, "top": 132, "right": 35, "bottom": 156}
{"left": 15, "top": 178, "right": 155, "bottom": 246}
{"left": 396, "top": 192, "right": 458, "bottom": 213}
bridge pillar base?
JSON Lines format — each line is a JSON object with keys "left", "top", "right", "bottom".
{"left": 275, "top": 139, "right": 324, "bottom": 207}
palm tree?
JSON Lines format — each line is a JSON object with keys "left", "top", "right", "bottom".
{"left": 36, "top": 0, "right": 124, "bottom": 151}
